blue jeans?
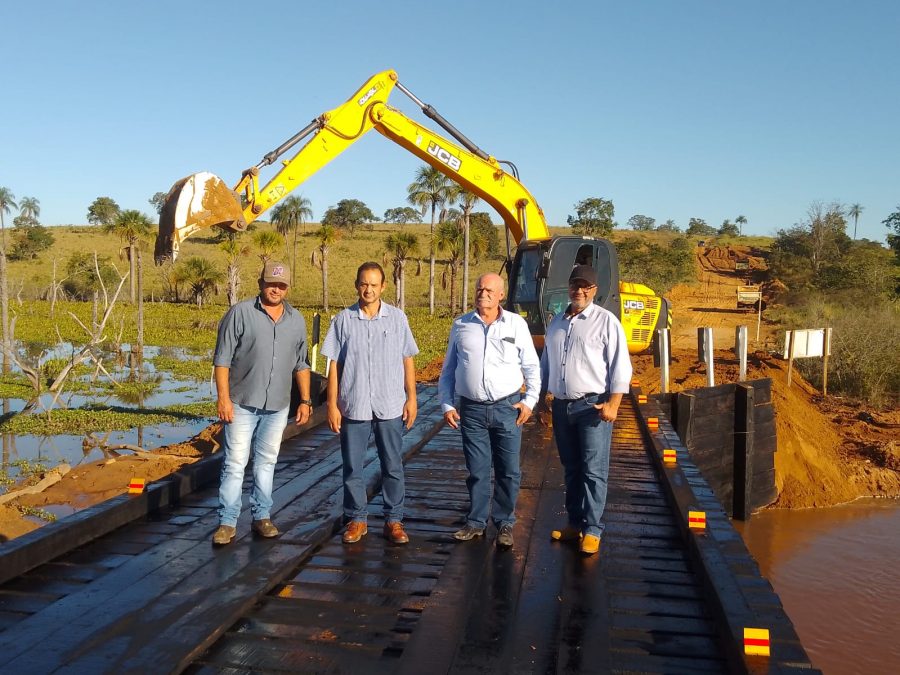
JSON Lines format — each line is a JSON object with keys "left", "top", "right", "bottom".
{"left": 340, "top": 416, "right": 405, "bottom": 523}
{"left": 218, "top": 404, "right": 289, "bottom": 526}
{"left": 551, "top": 397, "right": 614, "bottom": 538}
{"left": 458, "top": 395, "right": 522, "bottom": 529}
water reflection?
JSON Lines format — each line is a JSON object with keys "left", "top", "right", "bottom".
{"left": 738, "top": 500, "right": 900, "bottom": 674}
{"left": 0, "top": 344, "right": 215, "bottom": 484}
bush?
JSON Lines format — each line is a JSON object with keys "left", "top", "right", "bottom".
{"left": 616, "top": 236, "right": 694, "bottom": 294}
{"left": 789, "top": 302, "right": 900, "bottom": 408}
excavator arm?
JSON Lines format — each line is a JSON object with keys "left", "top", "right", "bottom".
{"left": 154, "top": 69, "right": 549, "bottom": 263}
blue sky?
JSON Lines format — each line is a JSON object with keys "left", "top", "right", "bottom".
{"left": 2, "top": 1, "right": 898, "bottom": 242}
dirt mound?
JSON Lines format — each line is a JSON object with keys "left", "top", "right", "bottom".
{"left": 637, "top": 242, "right": 900, "bottom": 508}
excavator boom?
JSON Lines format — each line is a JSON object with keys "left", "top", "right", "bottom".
{"left": 154, "top": 69, "right": 548, "bottom": 263}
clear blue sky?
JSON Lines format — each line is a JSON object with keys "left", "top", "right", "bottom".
{"left": 2, "top": 1, "right": 898, "bottom": 242}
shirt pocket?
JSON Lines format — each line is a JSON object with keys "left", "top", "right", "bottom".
{"left": 380, "top": 326, "right": 402, "bottom": 364}
{"left": 573, "top": 333, "right": 607, "bottom": 364}
{"left": 488, "top": 336, "right": 520, "bottom": 366}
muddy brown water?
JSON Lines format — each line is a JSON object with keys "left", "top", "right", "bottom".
{"left": 737, "top": 499, "right": 900, "bottom": 674}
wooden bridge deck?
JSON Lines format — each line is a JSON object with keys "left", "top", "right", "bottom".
{"left": 0, "top": 386, "right": 817, "bottom": 674}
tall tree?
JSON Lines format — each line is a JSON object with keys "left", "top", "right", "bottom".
{"left": 0, "top": 187, "right": 17, "bottom": 373}
{"left": 384, "top": 232, "right": 418, "bottom": 310}
{"left": 434, "top": 218, "right": 489, "bottom": 313}
{"left": 735, "top": 214, "right": 748, "bottom": 237}
{"left": 457, "top": 189, "right": 480, "bottom": 312}
{"left": 847, "top": 203, "right": 864, "bottom": 240}
{"left": 149, "top": 192, "right": 168, "bottom": 215}
{"left": 321, "top": 199, "right": 376, "bottom": 237}
{"left": 18, "top": 196, "right": 40, "bottom": 222}
{"left": 219, "top": 237, "right": 251, "bottom": 306}
{"left": 271, "top": 195, "right": 313, "bottom": 286}
{"left": 627, "top": 214, "right": 656, "bottom": 231}
{"left": 103, "top": 209, "right": 153, "bottom": 302}
{"left": 383, "top": 207, "right": 422, "bottom": 225}
{"left": 884, "top": 206, "right": 900, "bottom": 258}
{"left": 718, "top": 219, "right": 739, "bottom": 237}
{"left": 687, "top": 218, "right": 715, "bottom": 236}
{"left": 567, "top": 197, "right": 615, "bottom": 236}
{"left": 87, "top": 196, "right": 121, "bottom": 226}
{"left": 407, "top": 165, "right": 460, "bottom": 315}
{"left": 311, "top": 224, "right": 340, "bottom": 311}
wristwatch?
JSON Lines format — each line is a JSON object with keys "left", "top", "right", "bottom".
{"left": 299, "top": 399, "right": 313, "bottom": 406}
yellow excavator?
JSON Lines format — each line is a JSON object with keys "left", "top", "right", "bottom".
{"left": 155, "top": 69, "right": 670, "bottom": 354}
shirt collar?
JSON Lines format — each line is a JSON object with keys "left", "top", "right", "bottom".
{"left": 351, "top": 300, "right": 387, "bottom": 319}
{"left": 565, "top": 301, "right": 599, "bottom": 320}
{"left": 468, "top": 307, "right": 507, "bottom": 325}
{"left": 254, "top": 296, "right": 293, "bottom": 315}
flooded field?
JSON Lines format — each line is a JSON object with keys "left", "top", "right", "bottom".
{"left": 738, "top": 499, "right": 900, "bottom": 674}
{"left": 0, "top": 344, "right": 215, "bottom": 484}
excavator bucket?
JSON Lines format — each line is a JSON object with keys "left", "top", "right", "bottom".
{"left": 154, "top": 172, "right": 247, "bottom": 264}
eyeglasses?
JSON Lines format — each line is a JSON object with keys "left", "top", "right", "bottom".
{"left": 568, "top": 284, "right": 596, "bottom": 294}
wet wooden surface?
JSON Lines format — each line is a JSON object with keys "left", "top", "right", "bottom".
{"left": 0, "top": 388, "right": 732, "bottom": 673}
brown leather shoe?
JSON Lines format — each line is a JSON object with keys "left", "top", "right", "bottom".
{"left": 251, "top": 518, "right": 279, "bottom": 538}
{"left": 342, "top": 521, "right": 368, "bottom": 544}
{"left": 384, "top": 521, "right": 410, "bottom": 545}
{"left": 212, "top": 525, "right": 236, "bottom": 545}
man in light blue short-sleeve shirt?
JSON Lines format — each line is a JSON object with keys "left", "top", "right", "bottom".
{"left": 321, "top": 262, "right": 418, "bottom": 545}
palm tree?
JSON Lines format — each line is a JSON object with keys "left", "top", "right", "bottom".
{"left": 271, "top": 195, "right": 313, "bottom": 285}
{"left": 219, "top": 237, "right": 251, "bottom": 306}
{"left": 384, "top": 231, "right": 418, "bottom": 311}
{"left": 407, "top": 166, "right": 460, "bottom": 315}
{"left": 735, "top": 214, "right": 747, "bottom": 237}
{"left": 252, "top": 229, "right": 285, "bottom": 264}
{"left": 0, "top": 187, "right": 16, "bottom": 373}
{"left": 457, "top": 190, "right": 480, "bottom": 312}
{"left": 311, "top": 224, "right": 340, "bottom": 311}
{"left": 434, "top": 217, "right": 487, "bottom": 314}
{"left": 103, "top": 209, "right": 154, "bottom": 303}
{"left": 434, "top": 221, "right": 464, "bottom": 312}
{"left": 177, "top": 256, "right": 223, "bottom": 307}
{"left": 847, "top": 203, "right": 864, "bottom": 240}
{"left": 19, "top": 196, "right": 40, "bottom": 223}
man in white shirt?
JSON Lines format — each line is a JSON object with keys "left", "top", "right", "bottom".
{"left": 539, "top": 265, "right": 633, "bottom": 555}
{"left": 438, "top": 273, "right": 541, "bottom": 549}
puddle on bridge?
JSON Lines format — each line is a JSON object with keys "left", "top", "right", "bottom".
{"left": 737, "top": 499, "right": 900, "bottom": 674}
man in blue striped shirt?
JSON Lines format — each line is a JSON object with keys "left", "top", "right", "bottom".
{"left": 539, "top": 265, "right": 633, "bottom": 556}
{"left": 438, "top": 273, "right": 541, "bottom": 549}
{"left": 321, "top": 262, "right": 419, "bottom": 545}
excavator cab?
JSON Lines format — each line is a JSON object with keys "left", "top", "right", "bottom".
{"left": 508, "top": 236, "right": 668, "bottom": 355}
{"left": 508, "top": 237, "right": 620, "bottom": 346}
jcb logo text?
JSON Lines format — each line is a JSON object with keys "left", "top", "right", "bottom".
{"left": 427, "top": 142, "right": 461, "bottom": 172}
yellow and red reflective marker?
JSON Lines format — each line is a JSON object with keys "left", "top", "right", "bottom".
{"left": 743, "top": 627, "right": 771, "bottom": 656}
{"left": 128, "top": 478, "right": 146, "bottom": 494}
{"left": 688, "top": 510, "right": 706, "bottom": 530}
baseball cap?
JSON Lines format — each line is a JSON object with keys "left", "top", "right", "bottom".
{"left": 262, "top": 261, "right": 290, "bottom": 285}
{"left": 568, "top": 264, "right": 597, "bottom": 286}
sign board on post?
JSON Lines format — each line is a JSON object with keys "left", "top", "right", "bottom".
{"left": 782, "top": 328, "right": 833, "bottom": 393}
{"left": 782, "top": 329, "right": 830, "bottom": 359}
